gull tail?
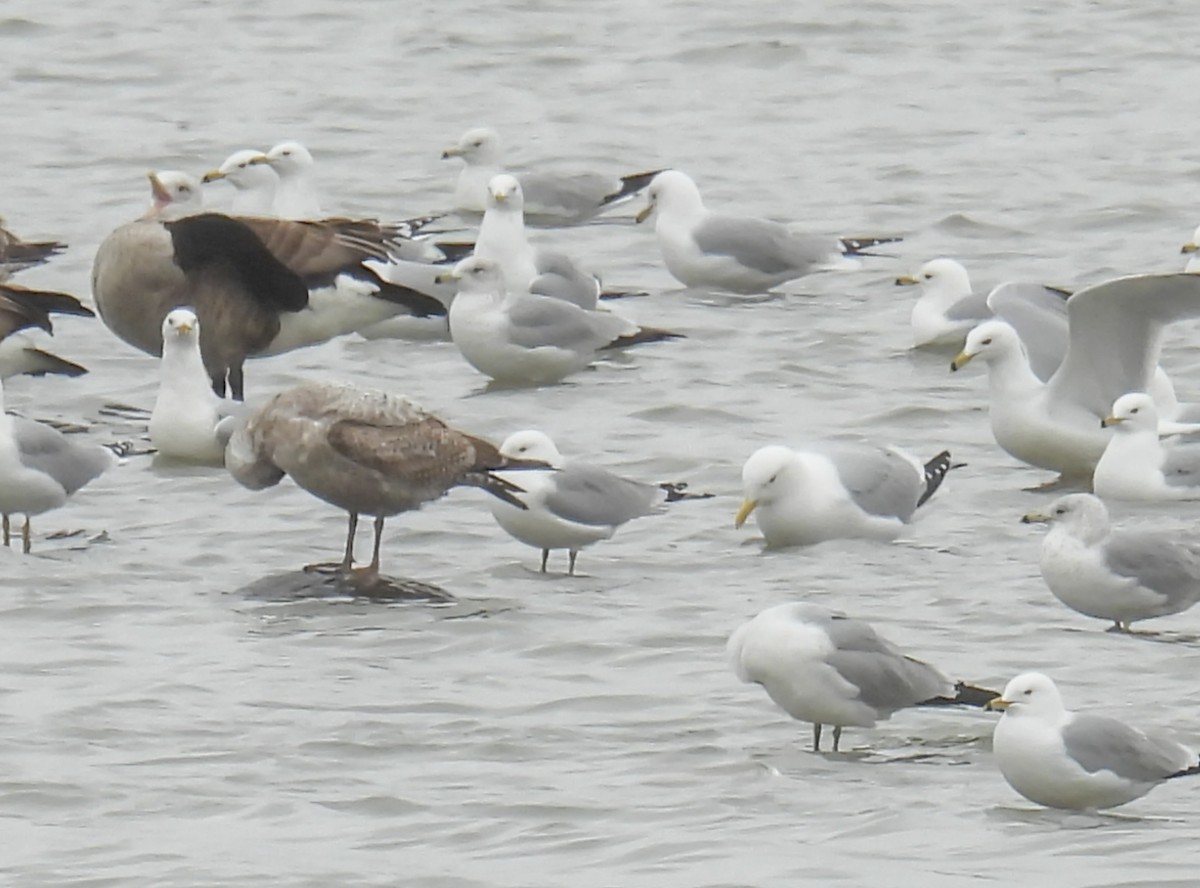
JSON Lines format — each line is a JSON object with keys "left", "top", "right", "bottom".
{"left": 603, "top": 325, "right": 685, "bottom": 351}
{"left": 920, "top": 681, "right": 1000, "bottom": 709}
{"left": 658, "top": 481, "right": 714, "bottom": 503}
{"left": 916, "top": 450, "right": 965, "bottom": 508}
{"left": 1168, "top": 763, "right": 1200, "bottom": 780}
{"left": 461, "top": 437, "right": 554, "bottom": 510}
{"left": 838, "top": 235, "right": 904, "bottom": 258}
{"left": 600, "top": 169, "right": 665, "bottom": 208}
{"left": 428, "top": 241, "right": 476, "bottom": 265}
{"left": 598, "top": 288, "right": 650, "bottom": 301}
{"left": 0, "top": 238, "right": 67, "bottom": 273}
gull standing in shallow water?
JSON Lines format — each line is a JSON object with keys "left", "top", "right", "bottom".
{"left": 149, "top": 309, "right": 243, "bottom": 464}
{"left": 987, "top": 672, "right": 1200, "bottom": 810}
{"left": 225, "top": 382, "right": 546, "bottom": 578}
{"left": 735, "top": 444, "right": 959, "bottom": 548}
{"left": 441, "top": 127, "right": 661, "bottom": 226}
{"left": 0, "top": 377, "right": 111, "bottom": 553}
{"left": 489, "top": 430, "right": 710, "bottom": 574}
{"left": 1093, "top": 392, "right": 1200, "bottom": 501}
{"left": 1021, "top": 493, "right": 1200, "bottom": 632}
{"left": 635, "top": 170, "right": 900, "bottom": 294}
{"left": 728, "top": 602, "right": 996, "bottom": 752}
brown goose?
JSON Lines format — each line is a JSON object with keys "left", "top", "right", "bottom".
{"left": 0, "top": 218, "right": 66, "bottom": 282}
{"left": 225, "top": 381, "right": 547, "bottom": 578}
{"left": 91, "top": 172, "right": 447, "bottom": 400}
{"left": 0, "top": 283, "right": 94, "bottom": 380}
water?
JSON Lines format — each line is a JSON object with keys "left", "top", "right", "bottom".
{"left": 2, "top": 1, "right": 1200, "bottom": 884}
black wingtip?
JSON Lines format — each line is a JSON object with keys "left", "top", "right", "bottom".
{"left": 916, "top": 449, "right": 962, "bottom": 508}
{"left": 658, "top": 481, "right": 715, "bottom": 503}
{"left": 1168, "top": 763, "right": 1200, "bottom": 780}
{"left": 839, "top": 235, "right": 904, "bottom": 258}
{"left": 600, "top": 169, "right": 665, "bottom": 207}
{"left": 602, "top": 326, "right": 685, "bottom": 351}
{"left": 920, "top": 682, "right": 1000, "bottom": 709}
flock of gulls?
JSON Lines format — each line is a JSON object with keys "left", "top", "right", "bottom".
{"left": 4, "top": 128, "right": 1200, "bottom": 814}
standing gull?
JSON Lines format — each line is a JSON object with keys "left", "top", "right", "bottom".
{"left": 0, "top": 218, "right": 66, "bottom": 281}
{"left": 728, "top": 602, "right": 995, "bottom": 752}
{"left": 1021, "top": 493, "right": 1200, "bottom": 631}
{"left": 490, "top": 430, "right": 710, "bottom": 574}
{"left": 201, "top": 149, "right": 278, "bottom": 215}
{"left": 1093, "top": 392, "right": 1200, "bottom": 501}
{"left": 735, "top": 443, "right": 958, "bottom": 548}
{"left": 950, "top": 273, "right": 1200, "bottom": 484}
{"left": 987, "top": 672, "right": 1200, "bottom": 810}
{"left": 442, "top": 127, "right": 661, "bottom": 226}
{"left": 225, "top": 381, "right": 546, "bottom": 578}
{"left": 442, "top": 256, "right": 680, "bottom": 385}
{"left": 149, "top": 308, "right": 244, "bottom": 464}
{"left": 0, "top": 377, "right": 111, "bottom": 553}
{"left": 635, "top": 170, "right": 900, "bottom": 294}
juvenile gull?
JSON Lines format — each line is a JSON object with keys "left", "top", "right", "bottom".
{"left": 443, "top": 256, "right": 680, "bottom": 385}
{"left": 735, "top": 443, "right": 958, "bottom": 548}
{"left": 149, "top": 309, "right": 244, "bottom": 464}
{"left": 0, "top": 218, "right": 66, "bottom": 281}
{"left": 225, "top": 381, "right": 545, "bottom": 578}
{"left": 0, "top": 377, "right": 111, "bottom": 553}
{"left": 895, "top": 257, "right": 1069, "bottom": 360}
{"left": 490, "top": 430, "right": 710, "bottom": 574}
{"left": 261, "top": 141, "right": 320, "bottom": 220}
{"left": 201, "top": 149, "right": 277, "bottom": 215}
{"left": 92, "top": 171, "right": 444, "bottom": 399}
{"left": 1094, "top": 392, "right": 1200, "bottom": 501}
{"left": 442, "top": 127, "right": 661, "bottom": 226}
{"left": 987, "top": 672, "right": 1200, "bottom": 810}
{"left": 728, "top": 602, "right": 995, "bottom": 752}
{"left": 635, "top": 170, "right": 900, "bottom": 294}
{"left": 0, "top": 283, "right": 94, "bottom": 380}
{"left": 950, "top": 273, "right": 1200, "bottom": 484}
{"left": 1021, "top": 493, "right": 1200, "bottom": 631}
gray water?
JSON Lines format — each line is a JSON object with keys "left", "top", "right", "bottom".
{"left": 3, "top": 1, "right": 1200, "bottom": 885}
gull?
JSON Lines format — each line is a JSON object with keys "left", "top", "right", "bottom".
{"left": 728, "top": 602, "right": 996, "bottom": 752}
{"left": 1093, "top": 392, "right": 1200, "bottom": 501}
{"left": 1021, "top": 493, "right": 1200, "bottom": 631}
{"left": 261, "top": 140, "right": 321, "bottom": 219}
{"left": 635, "top": 170, "right": 900, "bottom": 294}
{"left": 92, "top": 171, "right": 445, "bottom": 399}
{"left": 149, "top": 308, "right": 244, "bottom": 464}
{"left": 442, "top": 256, "right": 681, "bottom": 385}
{"left": 201, "top": 148, "right": 278, "bottom": 215}
{"left": 0, "top": 218, "right": 66, "bottom": 282}
{"left": 225, "top": 381, "right": 546, "bottom": 579}
{"left": 1181, "top": 225, "right": 1200, "bottom": 273}
{"left": 0, "top": 283, "right": 94, "bottom": 380}
{"left": 895, "top": 257, "right": 1070, "bottom": 359}
{"left": 950, "top": 273, "right": 1200, "bottom": 485}
{"left": 987, "top": 672, "right": 1200, "bottom": 810}
{"left": 735, "top": 444, "right": 959, "bottom": 548}
{"left": 0, "top": 377, "right": 111, "bottom": 553}
{"left": 442, "top": 127, "right": 661, "bottom": 226}
{"left": 489, "top": 429, "right": 710, "bottom": 574}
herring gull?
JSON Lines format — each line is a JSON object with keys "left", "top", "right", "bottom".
{"left": 635, "top": 170, "right": 900, "bottom": 294}
{"left": 91, "top": 171, "right": 445, "bottom": 399}
{"left": 0, "top": 377, "right": 111, "bottom": 553}
{"left": 442, "top": 127, "right": 661, "bottom": 226}
{"left": 987, "top": 672, "right": 1200, "bottom": 810}
{"left": 261, "top": 141, "right": 321, "bottom": 220}
{"left": 735, "top": 443, "right": 958, "bottom": 548}
{"left": 489, "top": 430, "right": 710, "bottom": 574}
{"left": 950, "top": 273, "right": 1200, "bottom": 484}
{"left": 1094, "top": 392, "right": 1200, "bottom": 501}
{"left": 1021, "top": 493, "right": 1200, "bottom": 631}
{"left": 225, "top": 381, "right": 546, "bottom": 578}
{"left": 0, "top": 218, "right": 66, "bottom": 282}
{"left": 728, "top": 602, "right": 995, "bottom": 752}
{"left": 201, "top": 149, "right": 277, "bottom": 215}
{"left": 442, "top": 256, "right": 681, "bottom": 385}
{"left": 149, "top": 308, "right": 244, "bottom": 464}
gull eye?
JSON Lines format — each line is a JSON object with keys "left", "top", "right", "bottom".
{"left": 1130, "top": 407, "right": 1139, "bottom": 414}
{"left": 768, "top": 474, "right": 778, "bottom": 484}
{"left": 981, "top": 337, "right": 993, "bottom": 345}
{"left": 923, "top": 273, "right": 932, "bottom": 280}
{"left": 1023, "top": 688, "right": 1032, "bottom": 696}
{"left": 238, "top": 162, "right": 246, "bottom": 168}
{"left": 1054, "top": 507, "right": 1066, "bottom": 515}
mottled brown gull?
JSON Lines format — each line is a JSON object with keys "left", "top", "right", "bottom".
{"left": 225, "top": 382, "right": 545, "bottom": 578}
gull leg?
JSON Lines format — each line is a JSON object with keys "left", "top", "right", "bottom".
{"left": 304, "top": 512, "right": 357, "bottom": 573}
{"left": 540, "top": 549, "right": 549, "bottom": 573}
{"left": 22, "top": 516, "right": 31, "bottom": 555}
{"left": 812, "top": 723, "right": 822, "bottom": 752}
{"left": 2, "top": 513, "right": 9, "bottom": 547}
{"left": 568, "top": 550, "right": 579, "bottom": 576}
{"left": 832, "top": 726, "right": 843, "bottom": 752}
{"left": 368, "top": 515, "right": 384, "bottom": 573}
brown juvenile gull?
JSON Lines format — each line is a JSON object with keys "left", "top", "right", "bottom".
{"left": 0, "top": 282, "right": 94, "bottom": 380}
{"left": 91, "top": 171, "right": 446, "bottom": 400}
{"left": 0, "top": 218, "right": 66, "bottom": 282}
{"left": 225, "top": 381, "right": 546, "bottom": 578}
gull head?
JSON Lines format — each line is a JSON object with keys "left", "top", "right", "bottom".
{"left": 202, "top": 149, "right": 274, "bottom": 188}
{"left": 499, "top": 430, "right": 564, "bottom": 467}
{"left": 146, "top": 170, "right": 204, "bottom": 220}
{"left": 162, "top": 306, "right": 200, "bottom": 340}
{"left": 951, "top": 320, "right": 1021, "bottom": 371}
{"left": 736, "top": 445, "right": 797, "bottom": 528}
{"left": 636, "top": 169, "right": 703, "bottom": 224}
{"left": 895, "top": 257, "right": 971, "bottom": 295}
{"left": 987, "top": 671, "right": 1064, "bottom": 720}
{"left": 437, "top": 255, "right": 505, "bottom": 293}
{"left": 1021, "top": 493, "right": 1109, "bottom": 543}
{"left": 442, "top": 127, "right": 500, "bottom": 163}
{"left": 264, "top": 141, "right": 314, "bottom": 176}
{"left": 487, "top": 173, "right": 524, "bottom": 210}
{"left": 1102, "top": 392, "right": 1158, "bottom": 432}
